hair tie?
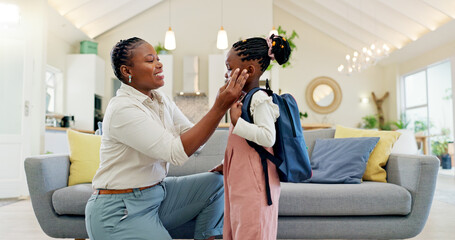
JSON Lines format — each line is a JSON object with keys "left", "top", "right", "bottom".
{"left": 266, "top": 37, "right": 276, "bottom": 61}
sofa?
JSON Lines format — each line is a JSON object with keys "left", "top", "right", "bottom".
{"left": 24, "top": 128, "right": 439, "bottom": 239}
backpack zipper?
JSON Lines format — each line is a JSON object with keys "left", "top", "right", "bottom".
{"left": 282, "top": 98, "right": 296, "bottom": 137}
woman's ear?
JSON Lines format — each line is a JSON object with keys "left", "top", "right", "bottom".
{"left": 120, "top": 65, "right": 131, "bottom": 80}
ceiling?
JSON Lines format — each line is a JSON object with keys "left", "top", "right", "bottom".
{"left": 48, "top": 0, "right": 455, "bottom": 60}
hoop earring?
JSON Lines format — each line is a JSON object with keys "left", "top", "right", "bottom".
{"left": 128, "top": 75, "right": 132, "bottom": 83}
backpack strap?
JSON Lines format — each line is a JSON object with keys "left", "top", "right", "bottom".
{"left": 241, "top": 86, "right": 281, "bottom": 206}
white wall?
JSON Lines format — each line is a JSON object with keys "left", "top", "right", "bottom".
{"left": 46, "top": 5, "right": 87, "bottom": 115}
{"left": 274, "top": 7, "right": 386, "bottom": 128}
{"left": 95, "top": 0, "right": 273, "bottom": 111}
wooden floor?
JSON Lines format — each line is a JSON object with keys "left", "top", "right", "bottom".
{"left": 0, "top": 171, "right": 454, "bottom": 240}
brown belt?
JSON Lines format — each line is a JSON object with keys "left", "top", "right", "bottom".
{"left": 95, "top": 182, "right": 161, "bottom": 195}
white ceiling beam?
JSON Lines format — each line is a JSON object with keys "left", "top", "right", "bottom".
{"left": 47, "top": 0, "right": 91, "bottom": 16}
{"left": 289, "top": 0, "right": 380, "bottom": 45}
{"left": 275, "top": 0, "right": 366, "bottom": 51}
{"left": 302, "top": 0, "right": 398, "bottom": 50}
{"left": 312, "top": 0, "right": 405, "bottom": 49}
{"left": 422, "top": 0, "right": 455, "bottom": 19}
{"left": 65, "top": 0, "right": 131, "bottom": 28}
{"left": 82, "top": 0, "right": 162, "bottom": 38}
{"left": 341, "top": 0, "right": 424, "bottom": 42}
{"left": 379, "top": 0, "right": 449, "bottom": 31}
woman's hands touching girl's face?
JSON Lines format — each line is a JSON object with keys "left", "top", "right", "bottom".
{"left": 214, "top": 68, "right": 249, "bottom": 112}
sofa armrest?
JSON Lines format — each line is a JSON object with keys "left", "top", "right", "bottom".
{"left": 24, "top": 154, "right": 72, "bottom": 236}
{"left": 385, "top": 153, "right": 439, "bottom": 235}
{"left": 386, "top": 153, "right": 439, "bottom": 194}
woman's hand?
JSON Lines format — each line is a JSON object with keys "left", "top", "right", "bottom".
{"left": 209, "top": 163, "right": 224, "bottom": 175}
{"left": 214, "top": 68, "right": 248, "bottom": 112}
{"left": 230, "top": 102, "right": 243, "bottom": 126}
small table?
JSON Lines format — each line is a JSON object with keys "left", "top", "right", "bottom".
{"left": 415, "top": 135, "right": 429, "bottom": 155}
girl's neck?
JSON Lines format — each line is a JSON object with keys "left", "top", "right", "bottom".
{"left": 243, "top": 77, "right": 261, "bottom": 93}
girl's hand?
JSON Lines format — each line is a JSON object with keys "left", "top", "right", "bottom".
{"left": 230, "top": 102, "right": 243, "bottom": 126}
{"left": 209, "top": 163, "right": 224, "bottom": 175}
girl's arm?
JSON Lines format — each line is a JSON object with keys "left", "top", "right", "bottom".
{"left": 231, "top": 91, "right": 280, "bottom": 147}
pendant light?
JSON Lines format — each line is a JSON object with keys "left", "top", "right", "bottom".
{"left": 164, "top": 0, "right": 176, "bottom": 50}
{"left": 216, "top": 0, "right": 228, "bottom": 50}
{"left": 269, "top": 26, "right": 278, "bottom": 36}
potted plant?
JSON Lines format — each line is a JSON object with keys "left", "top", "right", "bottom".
{"left": 361, "top": 115, "right": 378, "bottom": 129}
{"left": 154, "top": 42, "right": 169, "bottom": 55}
{"left": 393, "top": 115, "right": 410, "bottom": 130}
{"left": 431, "top": 138, "right": 452, "bottom": 169}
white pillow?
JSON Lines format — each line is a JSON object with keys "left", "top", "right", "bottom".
{"left": 391, "top": 129, "right": 419, "bottom": 155}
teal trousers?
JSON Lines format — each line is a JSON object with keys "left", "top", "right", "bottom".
{"left": 85, "top": 172, "right": 224, "bottom": 239}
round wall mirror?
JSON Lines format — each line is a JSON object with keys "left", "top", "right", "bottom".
{"left": 306, "top": 76, "right": 342, "bottom": 114}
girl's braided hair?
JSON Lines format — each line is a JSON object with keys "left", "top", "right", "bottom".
{"left": 110, "top": 37, "right": 146, "bottom": 82}
{"left": 232, "top": 34, "right": 291, "bottom": 72}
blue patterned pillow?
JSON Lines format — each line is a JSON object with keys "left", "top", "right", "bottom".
{"left": 306, "top": 137, "right": 379, "bottom": 184}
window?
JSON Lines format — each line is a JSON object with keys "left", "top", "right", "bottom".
{"left": 45, "top": 65, "right": 63, "bottom": 114}
{"left": 401, "top": 60, "right": 453, "bottom": 155}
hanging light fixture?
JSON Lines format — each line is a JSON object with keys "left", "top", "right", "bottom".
{"left": 164, "top": 0, "right": 176, "bottom": 50}
{"left": 216, "top": 0, "right": 228, "bottom": 50}
{"left": 338, "top": 5, "right": 391, "bottom": 75}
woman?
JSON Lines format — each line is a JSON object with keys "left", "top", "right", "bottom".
{"left": 85, "top": 37, "right": 248, "bottom": 240}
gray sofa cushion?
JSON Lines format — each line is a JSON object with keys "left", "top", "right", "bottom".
{"left": 279, "top": 181, "right": 411, "bottom": 216}
{"left": 52, "top": 183, "right": 92, "bottom": 215}
{"left": 168, "top": 129, "right": 229, "bottom": 177}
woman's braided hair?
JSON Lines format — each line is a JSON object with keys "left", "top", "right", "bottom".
{"left": 110, "top": 37, "right": 146, "bottom": 82}
{"left": 232, "top": 34, "right": 291, "bottom": 72}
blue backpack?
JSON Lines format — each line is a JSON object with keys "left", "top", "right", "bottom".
{"left": 241, "top": 83, "right": 312, "bottom": 205}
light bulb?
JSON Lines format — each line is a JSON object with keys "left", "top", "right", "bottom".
{"left": 217, "top": 26, "right": 228, "bottom": 50}
{"left": 345, "top": 54, "right": 351, "bottom": 60}
{"left": 362, "top": 47, "right": 367, "bottom": 53}
{"left": 269, "top": 26, "right": 278, "bottom": 36}
{"left": 338, "top": 65, "right": 344, "bottom": 72}
{"left": 352, "top": 57, "right": 357, "bottom": 62}
{"left": 366, "top": 57, "right": 370, "bottom": 62}
{"left": 354, "top": 51, "right": 359, "bottom": 57}
{"left": 383, "top": 44, "right": 390, "bottom": 52}
{"left": 164, "top": 27, "right": 176, "bottom": 50}
{"left": 370, "top": 44, "right": 375, "bottom": 50}
{"left": 348, "top": 67, "right": 353, "bottom": 73}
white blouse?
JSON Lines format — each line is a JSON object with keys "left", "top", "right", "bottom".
{"left": 233, "top": 90, "right": 280, "bottom": 147}
{"left": 92, "top": 83, "right": 194, "bottom": 189}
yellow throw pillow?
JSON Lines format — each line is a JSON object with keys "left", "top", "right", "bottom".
{"left": 334, "top": 125, "right": 401, "bottom": 182}
{"left": 67, "top": 129, "right": 101, "bottom": 186}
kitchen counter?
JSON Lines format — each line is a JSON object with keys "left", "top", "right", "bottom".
{"left": 45, "top": 126, "right": 95, "bottom": 134}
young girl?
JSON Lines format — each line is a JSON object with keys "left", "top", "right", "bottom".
{"left": 223, "top": 34, "right": 291, "bottom": 240}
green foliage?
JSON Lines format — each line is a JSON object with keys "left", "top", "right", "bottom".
{"left": 414, "top": 120, "right": 428, "bottom": 133}
{"left": 380, "top": 122, "right": 393, "bottom": 131}
{"left": 443, "top": 88, "right": 452, "bottom": 100}
{"left": 393, "top": 116, "right": 410, "bottom": 129}
{"left": 154, "top": 42, "right": 169, "bottom": 54}
{"left": 299, "top": 111, "right": 308, "bottom": 119}
{"left": 267, "top": 25, "right": 299, "bottom": 70}
{"left": 431, "top": 138, "right": 449, "bottom": 156}
{"left": 362, "top": 115, "right": 378, "bottom": 129}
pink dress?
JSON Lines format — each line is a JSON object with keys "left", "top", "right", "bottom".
{"left": 223, "top": 125, "right": 281, "bottom": 240}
